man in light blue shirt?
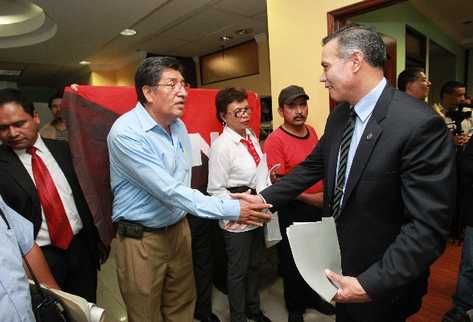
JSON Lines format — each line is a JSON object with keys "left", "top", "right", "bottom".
{"left": 107, "top": 56, "right": 270, "bottom": 322}
{"left": 0, "top": 195, "right": 59, "bottom": 322}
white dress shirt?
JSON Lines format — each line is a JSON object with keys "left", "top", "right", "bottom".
{"left": 14, "top": 136, "right": 83, "bottom": 246}
{"left": 208, "top": 126, "right": 263, "bottom": 232}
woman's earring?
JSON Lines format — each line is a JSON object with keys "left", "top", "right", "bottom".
{"left": 222, "top": 119, "right": 226, "bottom": 126}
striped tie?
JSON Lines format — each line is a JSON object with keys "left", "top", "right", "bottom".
{"left": 332, "top": 108, "right": 356, "bottom": 219}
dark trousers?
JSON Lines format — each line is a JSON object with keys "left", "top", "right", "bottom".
{"left": 453, "top": 225, "right": 473, "bottom": 311}
{"left": 223, "top": 227, "right": 265, "bottom": 322}
{"left": 41, "top": 230, "right": 97, "bottom": 302}
{"left": 336, "top": 303, "right": 406, "bottom": 322}
{"left": 278, "top": 200, "right": 324, "bottom": 312}
{"left": 188, "top": 215, "right": 217, "bottom": 319}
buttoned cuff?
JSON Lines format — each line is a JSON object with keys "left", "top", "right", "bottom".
{"left": 222, "top": 199, "right": 240, "bottom": 221}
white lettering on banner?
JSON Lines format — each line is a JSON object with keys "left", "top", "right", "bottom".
{"left": 189, "top": 132, "right": 220, "bottom": 167}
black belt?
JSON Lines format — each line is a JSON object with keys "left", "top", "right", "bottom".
{"left": 227, "top": 186, "right": 257, "bottom": 195}
{"left": 117, "top": 219, "right": 182, "bottom": 239}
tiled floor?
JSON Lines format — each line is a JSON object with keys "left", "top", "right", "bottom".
{"left": 96, "top": 240, "right": 336, "bottom": 322}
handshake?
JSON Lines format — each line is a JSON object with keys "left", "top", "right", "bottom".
{"left": 231, "top": 193, "right": 272, "bottom": 226}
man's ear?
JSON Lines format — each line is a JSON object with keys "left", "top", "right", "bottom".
{"left": 405, "top": 82, "right": 413, "bottom": 94}
{"left": 142, "top": 86, "right": 154, "bottom": 105}
{"left": 351, "top": 51, "right": 363, "bottom": 73}
{"left": 33, "top": 111, "right": 40, "bottom": 125}
{"left": 278, "top": 107, "right": 284, "bottom": 118}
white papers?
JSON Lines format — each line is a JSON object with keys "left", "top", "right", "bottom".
{"left": 255, "top": 155, "right": 282, "bottom": 247}
{"left": 29, "top": 281, "right": 105, "bottom": 322}
{"left": 286, "top": 217, "right": 342, "bottom": 302}
{"left": 47, "top": 287, "right": 106, "bottom": 322}
{"left": 254, "top": 154, "right": 270, "bottom": 193}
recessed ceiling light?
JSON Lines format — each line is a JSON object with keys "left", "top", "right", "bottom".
{"left": 236, "top": 28, "right": 250, "bottom": 35}
{"left": 220, "top": 35, "right": 233, "bottom": 41}
{"left": 120, "top": 28, "right": 137, "bottom": 36}
{"left": 0, "top": 69, "right": 22, "bottom": 76}
{"left": 79, "top": 60, "right": 90, "bottom": 65}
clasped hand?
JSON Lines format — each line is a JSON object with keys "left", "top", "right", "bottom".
{"left": 230, "top": 192, "right": 272, "bottom": 226}
{"left": 325, "top": 269, "right": 371, "bottom": 303}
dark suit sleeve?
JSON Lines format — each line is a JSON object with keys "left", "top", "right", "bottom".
{"left": 357, "top": 115, "right": 456, "bottom": 299}
{"left": 260, "top": 132, "right": 325, "bottom": 209}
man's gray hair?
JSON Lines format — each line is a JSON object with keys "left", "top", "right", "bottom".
{"left": 322, "top": 25, "right": 386, "bottom": 68}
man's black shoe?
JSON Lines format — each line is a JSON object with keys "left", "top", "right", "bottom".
{"left": 310, "top": 298, "right": 335, "bottom": 316}
{"left": 194, "top": 312, "right": 221, "bottom": 322}
{"left": 442, "top": 307, "right": 470, "bottom": 322}
{"left": 288, "top": 310, "right": 304, "bottom": 322}
{"left": 248, "top": 312, "right": 272, "bottom": 322}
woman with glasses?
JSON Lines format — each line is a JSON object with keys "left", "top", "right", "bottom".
{"left": 207, "top": 87, "right": 271, "bottom": 322}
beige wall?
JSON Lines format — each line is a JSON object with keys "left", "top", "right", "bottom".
{"left": 267, "top": 0, "right": 358, "bottom": 134}
{"left": 89, "top": 69, "right": 116, "bottom": 85}
{"left": 89, "top": 59, "right": 141, "bottom": 86}
{"left": 198, "top": 33, "right": 271, "bottom": 97}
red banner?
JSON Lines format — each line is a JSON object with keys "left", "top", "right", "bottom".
{"left": 62, "top": 86, "right": 260, "bottom": 244}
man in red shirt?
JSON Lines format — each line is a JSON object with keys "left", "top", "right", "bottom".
{"left": 264, "top": 85, "right": 335, "bottom": 322}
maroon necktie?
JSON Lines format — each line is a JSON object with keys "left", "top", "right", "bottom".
{"left": 240, "top": 138, "right": 261, "bottom": 165}
{"left": 27, "top": 146, "right": 73, "bottom": 249}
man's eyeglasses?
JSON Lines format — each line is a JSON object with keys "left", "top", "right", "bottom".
{"left": 229, "top": 107, "right": 252, "bottom": 118}
{"left": 155, "top": 80, "right": 190, "bottom": 91}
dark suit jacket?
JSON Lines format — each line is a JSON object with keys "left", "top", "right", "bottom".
{"left": 261, "top": 85, "right": 456, "bottom": 317}
{"left": 0, "top": 138, "right": 100, "bottom": 267}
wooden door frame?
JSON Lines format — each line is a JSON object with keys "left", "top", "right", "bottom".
{"left": 326, "top": 0, "right": 406, "bottom": 109}
{"left": 327, "top": 0, "right": 406, "bottom": 32}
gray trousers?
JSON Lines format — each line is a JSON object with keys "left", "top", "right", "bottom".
{"left": 223, "top": 227, "right": 265, "bottom": 322}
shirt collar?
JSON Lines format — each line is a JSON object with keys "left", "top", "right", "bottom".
{"left": 13, "top": 135, "right": 46, "bottom": 157}
{"left": 223, "top": 126, "right": 253, "bottom": 144}
{"left": 353, "top": 78, "right": 387, "bottom": 122}
{"left": 135, "top": 102, "right": 178, "bottom": 134}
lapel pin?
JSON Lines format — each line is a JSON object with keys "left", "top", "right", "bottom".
{"left": 366, "top": 133, "right": 373, "bottom": 140}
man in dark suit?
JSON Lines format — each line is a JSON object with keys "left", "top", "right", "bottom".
{"left": 0, "top": 88, "right": 105, "bottom": 302}
{"left": 235, "top": 25, "right": 456, "bottom": 322}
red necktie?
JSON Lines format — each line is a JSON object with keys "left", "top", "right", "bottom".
{"left": 240, "top": 138, "right": 261, "bottom": 165}
{"left": 27, "top": 146, "right": 73, "bottom": 249}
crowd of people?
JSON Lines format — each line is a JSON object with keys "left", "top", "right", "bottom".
{"left": 398, "top": 68, "right": 473, "bottom": 322}
{"left": 0, "top": 24, "right": 471, "bottom": 322}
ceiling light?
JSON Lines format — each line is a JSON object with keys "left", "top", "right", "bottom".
{"left": 79, "top": 60, "right": 90, "bottom": 65}
{"left": 0, "top": 1, "right": 57, "bottom": 48}
{"left": 0, "top": 69, "right": 22, "bottom": 76}
{"left": 120, "top": 28, "right": 137, "bottom": 36}
{"left": 220, "top": 35, "right": 233, "bottom": 41}
{"left": 236, "top": 28, "right": 251, "bottom": 35}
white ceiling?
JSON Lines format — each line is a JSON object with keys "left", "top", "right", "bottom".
{"left": 1, "top": 0, "right": 472, "bottom": 89}
{"left": 0, "top": 0, "right": 267, "bottom": 88}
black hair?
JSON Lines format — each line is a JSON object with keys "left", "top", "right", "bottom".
{"left": 215, "top": 87, "right": 248, "bottom": 123}
{"left": 48, "top": 92, "right": 63, "bottom": 109}
{"left": 0, "top": 88, "right": 35, "bottom": 116}
{"left": 397, "top": 68, "right": 425, "bottom": 92}
{"left": 135, "top": 56, "right": 184, "bottom": 105}
{"left": 440, "top": 81, "right": 465, "bottom": 99}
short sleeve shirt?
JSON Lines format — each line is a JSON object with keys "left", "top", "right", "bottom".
{"left": 0, "top": 196, "right": 35, "bottom": 322}
{"left": 264, "top": 125, "right": 323, "bottom": 194}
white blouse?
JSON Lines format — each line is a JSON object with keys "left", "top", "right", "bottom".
{"left": 207, "top": 126, "right": 263, "bottom": 232}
